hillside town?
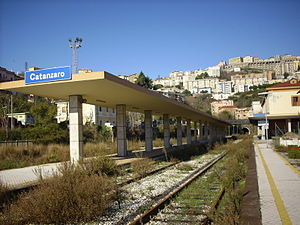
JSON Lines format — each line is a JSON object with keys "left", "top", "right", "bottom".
{"left": 1, "top": 54, "right": 300, "bottom": 130}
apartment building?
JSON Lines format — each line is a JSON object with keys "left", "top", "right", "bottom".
{"left": 0, "top": 67, "right": 22, "bottom": 82}
{"left": 119, "top": 73, "right": 140, "bottom": 83}
{"left": 224, "top": 55, "right": 300, "bottom": 77}
{"left": 56, "top": 101, "right": 116, "bottom": 126}
{"left": 211, "top": 99, "right": 234, "bottom": 115}
{"left": 231, "top": 71, "right": 274, "bottom": 92}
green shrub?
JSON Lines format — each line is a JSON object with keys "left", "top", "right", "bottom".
{"left": 288, "top": 150, "right": 300, "bottom": 159}
{"left": 80, "top": 156, "right": 119, "bottom": 176}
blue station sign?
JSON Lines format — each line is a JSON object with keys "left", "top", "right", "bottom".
{"left": 25, "top": 66, "right": 71, "bottom": 85}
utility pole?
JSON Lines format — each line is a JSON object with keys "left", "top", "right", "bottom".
{"left": 68, "top": 37, "right": 83, "bottom": 74}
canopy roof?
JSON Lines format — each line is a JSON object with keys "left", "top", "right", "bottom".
{"left": 0, "top": 71, "right": 228, "bottom": 126}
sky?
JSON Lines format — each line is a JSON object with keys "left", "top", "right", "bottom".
{"left": 0, "top": 0, "right": 300, "bottom": 79}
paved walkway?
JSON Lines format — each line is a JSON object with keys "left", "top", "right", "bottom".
{"left": 255, "top": 140, "right": 300, "bottom": 225}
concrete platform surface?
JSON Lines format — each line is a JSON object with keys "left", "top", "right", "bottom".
{"left": 255, "top": 140, "right": 300, "bottom": 225}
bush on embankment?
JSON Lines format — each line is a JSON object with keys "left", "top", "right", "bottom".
{"left": 0, "top": 157, "right": 118, "bottom": 225}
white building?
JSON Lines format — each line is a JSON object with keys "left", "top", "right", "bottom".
{"left": 212, "top": 93, "right": 233, "bottom": 100}
{"left": 190, "top": 87, "right": 212, "bottom": 94}
{"left": 218, "top": 80, "right": 233, "bottom": 94}
{"left": 206, "top": 66, "right": 221, "bottom": 77}
{"left": 56, "top": 102, "right": 116, "bottom": 126}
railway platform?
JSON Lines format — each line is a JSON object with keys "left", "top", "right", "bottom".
{"left": 255, "top": 140, "right": 300, "bottom": 225}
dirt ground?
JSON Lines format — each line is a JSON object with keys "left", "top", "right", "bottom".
{"left": 239, "top": 144, "right": 262, "bottom": 225}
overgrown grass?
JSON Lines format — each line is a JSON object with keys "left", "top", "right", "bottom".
{"left": 0, "top": 156, "right": 118, "bottom": 225}
{"left": 84, "top": 142, "right": 117, "bottom": 157}
{"left": 0, "top": 144, "right": 69, "bottom": 170}
{"left": 0, "top": 136, "right": 192, "bottom": 170}
{"left": 211, "top": 138, "right": 251, "bottom": 225}
{"left": 0, "top": 142, "right": 118, "bottom": 170}
{"left": 275, "top": 144, "right": 291, "bottom": 152}
{"left": 131, "top": 158, "right": 155, "bottom": 178}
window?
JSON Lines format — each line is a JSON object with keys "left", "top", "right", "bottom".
{"left": 291, "top": 96, "right": 300, "bottom": 106}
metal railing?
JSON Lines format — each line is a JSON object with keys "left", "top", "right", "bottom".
{"left": 0, "top": 140, "right": 33, "bottom": 147}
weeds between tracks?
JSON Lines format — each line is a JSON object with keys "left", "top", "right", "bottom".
{"left": 211, "top": 138, "right": 251, "bottom": 225}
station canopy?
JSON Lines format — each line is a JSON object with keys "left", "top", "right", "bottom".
{"left": 0, "top": 71, "right": 228, "bottom": 126}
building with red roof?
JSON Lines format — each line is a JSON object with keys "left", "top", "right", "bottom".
{"left": 250, "top": 78, "right": 300, "bottom": 139}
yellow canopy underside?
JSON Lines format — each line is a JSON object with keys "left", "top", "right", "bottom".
{"left": 0, "top": 71, "right": 228, "bottom": 126}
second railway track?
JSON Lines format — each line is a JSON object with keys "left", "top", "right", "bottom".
{"left": 129, "top": 151, "right": 227, "bottom": 225}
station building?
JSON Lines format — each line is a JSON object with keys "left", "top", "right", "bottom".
{"left": 250, "top": 78, "right": 300, "bottom": 138}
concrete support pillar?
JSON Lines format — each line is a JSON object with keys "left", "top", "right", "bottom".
{"left": 144, "top": 110, "right": 153, "bottom": 152}
{"left": 198, "top": 120, "right": 202, "bottom": 141}
{"left": 193, "top": 121, "right": 198, "bottom": 142}
{"left": 202, "top": 122, "right": 205, "bottom": 140}
{"left": 211, "top": 124, "right": 215, "bottom": 142}
{"left": 176, "top": 116, "right": 182, "bottom": 146}
{"left": 187, "top": 119, "right": 192, "bottom": 144}
{"left": 207, "top": 122, "right": 211, "bottom": 142}
{"left": 210, "top": 124, "right": 214, "bottom": 142}
{"left": 287, "top": 119, "right": 292, "bottom": 132}
{"left": 203, "top": 121, "right": 207, "bottom": 140}
{"left": 69, "top": 95, "right": 83, "bottom": 162}
{"left": 116, "top": 104, "right": 127, "bottom": 156}
{"left": 261, "top": 126, "right": 266, "bottom": 140}
{"left": 163, "top": 114, "right": 171, "bottom": 148}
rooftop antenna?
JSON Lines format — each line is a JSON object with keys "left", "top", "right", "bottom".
{"left": 68, "top": 37, "right": 83, "bottom": 74}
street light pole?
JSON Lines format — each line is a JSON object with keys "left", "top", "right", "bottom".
{"left": 68, "top": 37, "right": 83, "bottom": 74}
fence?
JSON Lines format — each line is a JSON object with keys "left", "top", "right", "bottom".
{"left": 0, "top": 140, "right": 33, "bottom": 147}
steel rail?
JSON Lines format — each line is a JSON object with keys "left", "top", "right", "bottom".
{"left": 128, "top": 150, "right": 228, "bottom": 225}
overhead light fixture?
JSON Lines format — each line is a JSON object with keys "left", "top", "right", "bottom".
{"left": 96, "top": 99, "right": 106, "bottom": 103}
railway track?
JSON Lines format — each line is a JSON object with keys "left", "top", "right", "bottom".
{"left": 128, "top": 151, "right": 227, "bottom": 225}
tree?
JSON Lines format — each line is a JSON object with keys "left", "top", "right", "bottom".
{"left": 185, "top": 94, "right": 213, "bottom": 114}
{"left": 135, "top": 72, "right": 153, "bottom": 89}
{"left": 217, "top": 110, "right": 234, "bottom": 120}
{"left": 182, "top": 89, "right": 192, "bottom": 96}
{"left": 195, "top": 72, "right": 209, "bottom": 80}
{"left": 283, "top": 72, "right": 290, "bottom": 79}
{"left": 175, "top": 82, "right": 183, "bottom": 90}
{"left": 0, "top": 92, "right": 11, "bottom": 138}
{"left": 30, "top": 100, "right": 57, "bottom": 126}
{"left": 153, "top": 84, "right": 163, "bottom": 90}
